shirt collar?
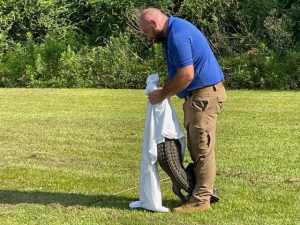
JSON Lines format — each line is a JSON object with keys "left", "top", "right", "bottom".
{"left": 163, "top": 16, "right": 174, "bottom": 45}
{"left": 167, "top": 16, "right": 174, "bottom": 37}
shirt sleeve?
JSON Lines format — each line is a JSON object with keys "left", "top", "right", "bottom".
{"left": 169, "top": 35, "right": 193, "bottom": 70}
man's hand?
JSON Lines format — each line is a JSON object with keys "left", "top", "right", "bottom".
{"left": 148, "top": 65, "right": 194, "bottom": 104}
{"left": 148, "top": 87, "right": 166, "bottom": 104}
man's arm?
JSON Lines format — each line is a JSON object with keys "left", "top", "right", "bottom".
{"left": 148, "top": 65, "right": 194, "bottom": 104}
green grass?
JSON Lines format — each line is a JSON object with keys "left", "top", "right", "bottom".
{"left": 0, "top": 89, "right": 299, "bottom": 225}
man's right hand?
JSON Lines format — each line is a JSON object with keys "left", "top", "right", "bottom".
{"left": 148, "top": 87, "right": 166, "bottom": 104}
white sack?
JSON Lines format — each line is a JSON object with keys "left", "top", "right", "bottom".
{"left": 129, "top": 74, "right": 185, "bottom": 212}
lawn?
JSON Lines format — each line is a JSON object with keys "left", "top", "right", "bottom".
{"left": 0, "top": 89, "right": 299, "bottom": 225}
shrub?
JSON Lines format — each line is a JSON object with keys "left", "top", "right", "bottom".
{"left": 0, "top": 0, "right": 299, "bottom": 89}
{"left": 221, "top": 44, "right": 300, "bottom": 90}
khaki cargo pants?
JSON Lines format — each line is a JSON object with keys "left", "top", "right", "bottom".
{"left": 183, "top": 82, "right": 227, "bottom": 203}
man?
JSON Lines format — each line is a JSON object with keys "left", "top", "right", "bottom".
{"left": 138, "top": 8, "right": 227, "bottom": 213}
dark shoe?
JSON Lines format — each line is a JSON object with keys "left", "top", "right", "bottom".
{"left": 211, "top": 188, "right": 220, "bottom": 203}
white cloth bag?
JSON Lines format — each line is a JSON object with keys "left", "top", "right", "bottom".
{"left": 129, "top": 74, "right": 185, "bottom": 212}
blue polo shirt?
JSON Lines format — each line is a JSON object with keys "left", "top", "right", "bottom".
{"left": 162, "top": 16, "right": 224, "bottom": 98}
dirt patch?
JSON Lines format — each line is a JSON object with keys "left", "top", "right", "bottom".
{"left": 284, "top": 178, "right": 300, "bottom": 185}
{"left": 49, "top": 203, "right": 86, "bottom": 210}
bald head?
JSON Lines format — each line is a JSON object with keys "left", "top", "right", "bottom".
{"left": 137, "top": 8, "right": 169, "bottom": 43}
{"left": 138, "top": 8, "right": 167, "bottom": 26}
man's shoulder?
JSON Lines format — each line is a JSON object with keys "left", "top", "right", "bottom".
{"left": 172, "top": 16, "right": 189, "bottom": 25}
{"left": 170, "top": 17, "right": 200, "bottom": 38}
{"left": 168, "top": 19, "right": 190, "bottom": 43}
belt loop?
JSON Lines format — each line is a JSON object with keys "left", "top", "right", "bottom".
{"left": 213, "top": 85, "right": 217, "bottom": 91}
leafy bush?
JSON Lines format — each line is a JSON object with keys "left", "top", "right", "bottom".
{"left": 0, "top": 0, "right": 299, "bottom": 89}
{"left": 221, "top": 44, "right": 300, "bottom": 89}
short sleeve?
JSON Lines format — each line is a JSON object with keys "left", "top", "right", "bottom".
{"left": 169, "top": 36, "right": 193, "bottom": 70}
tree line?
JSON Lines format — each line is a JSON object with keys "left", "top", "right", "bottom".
{"left": 0, "top": 0, "right": 299, "bottom": 89}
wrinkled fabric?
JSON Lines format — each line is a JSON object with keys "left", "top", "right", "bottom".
{"left": 129, "top": 74, "right": 185, "bottom": 212}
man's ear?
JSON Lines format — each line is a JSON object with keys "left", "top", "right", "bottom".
{"left": 150, "top": 19, "right": 157, "bottom": 28}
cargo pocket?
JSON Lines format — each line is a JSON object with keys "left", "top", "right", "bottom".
{"left": 189, "top": 128, "right": 212, "bottom": 164}
{"left": 191, "top": 95, "right": 210, "bottom": 112}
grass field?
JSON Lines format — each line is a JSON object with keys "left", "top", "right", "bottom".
{"left": 0, "top": 89, "right": 299, "bottom": 225}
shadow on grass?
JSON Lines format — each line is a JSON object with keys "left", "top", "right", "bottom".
{"left": 0, "top": 190, "right": 137, "bottom": 209}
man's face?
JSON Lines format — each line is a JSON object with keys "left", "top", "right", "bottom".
{"left": 140, "top": 22, "right": 166, "bottom": 43}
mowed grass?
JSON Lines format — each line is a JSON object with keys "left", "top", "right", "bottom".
{"left": 0, "top": 88, "right": 299, "bottom": 225}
